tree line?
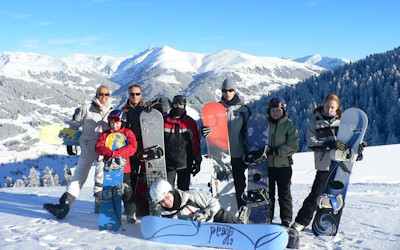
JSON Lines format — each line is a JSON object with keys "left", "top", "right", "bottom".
{"left": 249, "top": 46, "right": 400, "bottom": 151}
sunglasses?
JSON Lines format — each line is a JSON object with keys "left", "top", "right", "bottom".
{"left": 130, "top": 92, "right": 142, "bottom": 96}
{"left": 98, "top": 93, "right": 110, "bottom": 96}
{"left": 222, "top": 89, "right": 235, "bottom": 93}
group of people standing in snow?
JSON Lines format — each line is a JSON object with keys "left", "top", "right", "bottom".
{"left": 44, "top": 78, "right": 364, "bottom": 232}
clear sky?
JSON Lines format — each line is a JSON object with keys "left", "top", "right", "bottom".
{"left": 1, "top": 0, "right": 399, "bottom": 61}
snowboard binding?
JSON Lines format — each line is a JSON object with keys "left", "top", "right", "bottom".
{"left": 243, "top": 146, "right": 270, "bottom": 165}
{"left": 140, "top": 145, "right": 164, "bottom": 161}
{"left": 317, "top": 193, "right": 344, "bottom": 214}
{"left": 105, "top": 156, "right": 126, "bottom": 171}
{"left": 242, "top": 188, "right": 268, "bottom": 203}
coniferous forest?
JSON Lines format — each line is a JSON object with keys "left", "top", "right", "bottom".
{"left": 249, "top": 47, "right": 400, "bottom": 151}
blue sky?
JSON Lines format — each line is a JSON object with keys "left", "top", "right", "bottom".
{"left": 1, "top": 0, "right": 399, "bottom": 61}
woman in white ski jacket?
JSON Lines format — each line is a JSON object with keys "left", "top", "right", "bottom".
{"left": 43, "top": 85, "right": 113, "bottom": 219}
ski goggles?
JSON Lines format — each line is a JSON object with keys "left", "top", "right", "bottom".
{"left": 108, "top": 116, "right": 122, "bottom": 122}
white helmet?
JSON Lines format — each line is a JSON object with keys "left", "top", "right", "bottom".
{"left": 150, "top": 180, "right": 173, "bottom": 203}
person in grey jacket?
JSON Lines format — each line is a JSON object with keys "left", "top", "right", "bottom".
{"left": 202, "top": 78, "right": 251, "bottom": 208}
{"left": 291, "top": 94, "right": 343, "bottom": 232}
{"left": 43, "top": 85, "right": 113, "bottom": 219}
{"left": 150, "top": 180, "right": 250, "bottom": 224}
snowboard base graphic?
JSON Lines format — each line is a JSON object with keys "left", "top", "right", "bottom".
{"left": 140, "top": 216, "right": 289, "bottom": 250}
{"left": 40, "top": 125, "right": 81, "bottom": 146}
{"left": 202, "top": 102, "right": 238, "bottom": 215}
{"left": 244, "top": 113, "right": 270, "bottom": 224}
{"left": 312, "top": 108, "right": 368, "bottom": 236}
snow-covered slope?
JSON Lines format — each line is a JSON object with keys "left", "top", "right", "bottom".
{"left": 293, "top": 54, "right": 350, "bottom": 70}
{"left": 0, "top": 144, "right": 399, "bottom": 249}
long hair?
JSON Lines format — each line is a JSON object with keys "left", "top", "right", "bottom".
{"left": 322, "top": 94, "right": 343, "bottom": 116}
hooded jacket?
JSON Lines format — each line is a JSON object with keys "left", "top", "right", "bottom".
{"left": 306, "top": 106, "right": 341, "bottom": 171}
{"left": 69, "top": 97, "right": 113, "bottom": 160}
{"left": 159, "top": 189, "right": 221, "bottom": 222}
{"left": 220, "top": 95, "right": 251, "bottom": 158}
{"left": 268, "top": 115, "right": 300, "bottom": 168}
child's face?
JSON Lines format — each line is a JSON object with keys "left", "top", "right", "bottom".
{"left": 159, "top": 192, "right": 174, "bottom": 208}
{"left": 110, "top": 121, "right": 122, "bottom": 131}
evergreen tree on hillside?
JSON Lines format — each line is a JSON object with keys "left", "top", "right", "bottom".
{"left": 27, "top": 167, "right": 41, "bottom": 187}
{"left": 249, "top": 46, "right": 400, "bottom": 150}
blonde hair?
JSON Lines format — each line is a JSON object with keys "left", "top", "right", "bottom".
{"left": 323, "top": 94, "right": 343, "bottom": 116}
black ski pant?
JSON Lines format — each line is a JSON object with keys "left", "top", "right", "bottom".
{"left": 268, "top": 167, "right": 293, "bottom": 223}
{"left": 231, "top": 157, "right": 247, "bottom": 208}
{"left": 122, "top": 173, "right": 137, "bottom": 216}
{"left": 167, "top": 167, "right": 191, "bottom": 191}
{"left": 214, "top": 208, "right": 240, "bottom": 224}
{"left": 294, "top": 170, "right": 329, "bottom": 226}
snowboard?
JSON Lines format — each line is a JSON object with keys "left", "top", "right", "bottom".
{"left": 98, "top": 132, "right": 127, "bottom": 231}
{"left": 40, "top": 125, "right": 81, "bottom": 146}
{"left": 312, "top": 108, "right": 368, "bottom": 236}
{"left": 202, "top": 102, "right": 238, "bottom": 215}
{"left": 139, "top": 109, "right": 167, "bottom": 215}
{"left": 140, "top": 216, "right": 289, "bottom": 250}
{"left": 243, "top": 113, "right": 270, "bottom": 224}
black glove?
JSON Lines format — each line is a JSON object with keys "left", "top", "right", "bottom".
{"left": 335, "top": 140, "right": 348, "bottom": 151}
{"left": 192, "top": 211, "right": 209, "bottom": 222}
{"left": 67, "top": 145, "right": 76, "bottom": 155}
{"left": 267, "top": 147, "right": 278, "bottom": 156}
{"left": 322, "top": 141, "right": 336, "bottom": 151}
{"left": 356, "top": 141, "right": 367, "bottom": 161}
{"left": 201, "top": 126, "right": 212, "bottom": 137}
{"left": 191, "top": 156, "right": 202, "bottom": 177}
{"left": 145, "top": 105, "right": 153, "bottom": 113}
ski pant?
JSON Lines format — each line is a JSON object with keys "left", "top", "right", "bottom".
{"left": 231, "top": 157, "right": 247, "bottom": 208}
{"left": 130, "top": 158, "right": 149, "bottom": 216}
{"left": 122, "top": 173, "right": 137, "bottom": 216}
{"left": 167, "top": 167, "right": 191, "bottom": 191}
{"left": 66, "top": 156, "right": 102, "bottom": 198}
{"left": 294, "top": 170, "right": 329, "bottom": 226}
{"left": 214, "top": 208, "right": 239, "bottom": 224}
{"left": 268, "top": 167, "right": 293, "bottom": 223}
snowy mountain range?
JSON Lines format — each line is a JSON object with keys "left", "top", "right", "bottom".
{"left": 0, "top": 46, "right": 349, "bottom": 109}
{"left": 293, "top": 54, "right": 350, "bottom": 70}
{"left": 0, "top": 46, "right": 348, "bottom": 183}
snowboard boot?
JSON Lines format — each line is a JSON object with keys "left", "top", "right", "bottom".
{"left": 43, "top": 192, "right": 76, "bottom": 219}
{"left": 94, "top": 191, "right": 102, "bottom": 214}
{"left": 281, "top": 220, "right": 291, "bottom": 228}
{"left": 291, "top": 222, "right": 305, "bottom": 232}
{"left": 237, "top": 206, "right": 251, "bottom": 224}
{"left": 286, "top": 227, "right": 300, "bottom": 249}
{"left": 127, "top": 213, "right": 137, "bottom": 224}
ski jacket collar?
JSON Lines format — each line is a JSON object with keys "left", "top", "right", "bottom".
{"left": 92, "top": 97, "right": 111, "bottom": 111}
{"left": 221, "top": 94, "right": 243, "bottom": 106}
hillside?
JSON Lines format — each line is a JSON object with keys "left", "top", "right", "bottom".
{"left": 250, "top": 46, "right": 400, "bottom": 150}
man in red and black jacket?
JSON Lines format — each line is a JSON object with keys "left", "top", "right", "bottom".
{"left": 164, "top": 95, "right": 202, "bottom": 190}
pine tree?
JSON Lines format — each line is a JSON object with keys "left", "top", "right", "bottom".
{"left": 61, "top": 164, "right": 72, "bottom": 186}
{"left": 42, "top": 166, "right": 55, "bottom": 187}
{"left": 5, "top": 177, "right": 14, "bottom": 187}
{"left": 27, "top": 167, "right": 41, "bottom": 187}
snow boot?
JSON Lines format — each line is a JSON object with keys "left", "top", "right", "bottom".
{"left": 43, "top": 192, "right": 76, "bottom": 219}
